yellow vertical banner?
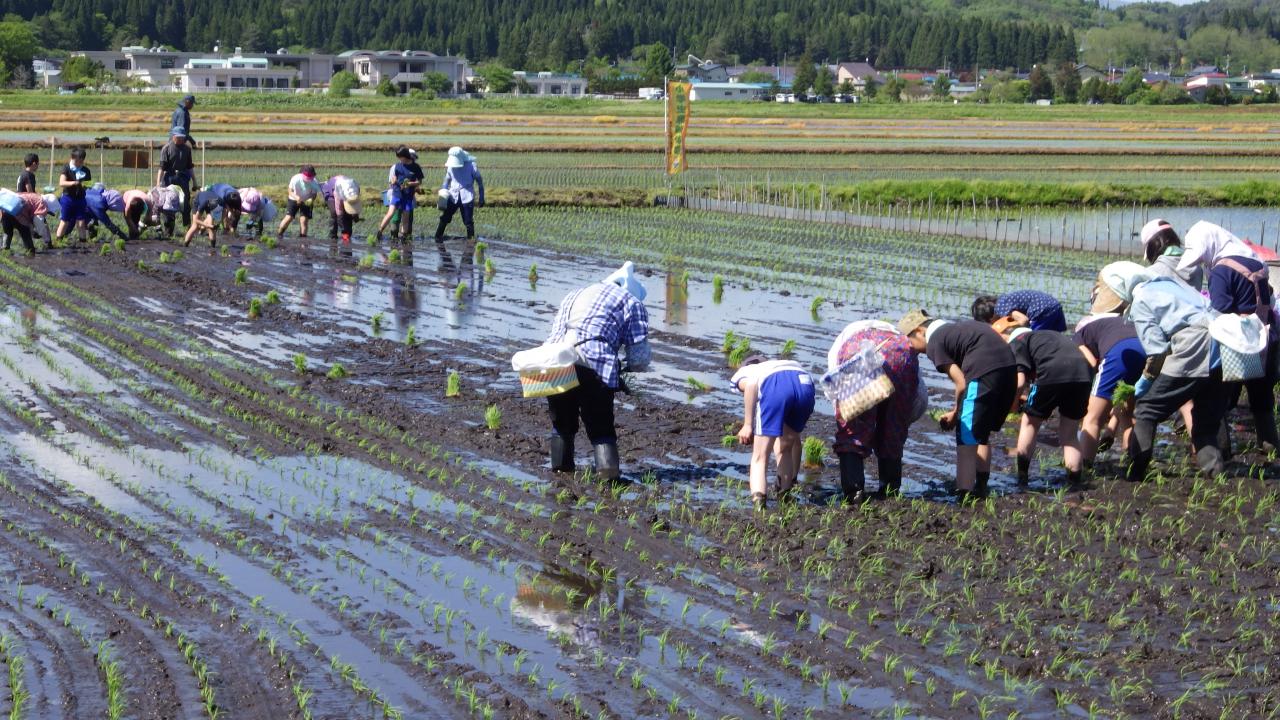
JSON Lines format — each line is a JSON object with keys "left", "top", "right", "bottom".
{"left": 666, "top": 81, "right": 692, "bottom": 175}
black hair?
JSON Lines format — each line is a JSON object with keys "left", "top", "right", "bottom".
{"left": 301, "top": 164, "right": 316, "bottom": 176}
{"left": 971, "top": 295, "right": 998, "bottom": 323}
{"left": 1144, "top": 227, "right": 1182, "bottom": 264}
{"left": 226, "top": 191, "right": 241, "bottom": 209}
{"left": 396, "top": 146, "right": 413, "bottom": 159}
{"left": 23, "top": 153, "right": 38, "bottom": 167}
{"left": 740, "top": 354, "right": 767, "bottom": 367}
{"left": 69, "top": 147, "right": 86, "bottom": 161}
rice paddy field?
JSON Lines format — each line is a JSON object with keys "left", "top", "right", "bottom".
{"left": 1, "top": 100, "right": 1279, "bottom": 719}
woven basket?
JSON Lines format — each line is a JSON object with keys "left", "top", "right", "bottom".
{"left": 519, "top": 365, "right": 580, "bottom": 398}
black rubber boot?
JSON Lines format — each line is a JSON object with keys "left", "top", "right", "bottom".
{"left": 1217, "top": 419, "right": 1233, "bottom": 463}
{"left": 1128, "top": 420, "right": 1156, "bottom": 483}
{"left": 1195, "top": 445, "right": 1224, "bottom": 477}
{"left": 974, "top": 471, "right": 990, "bottom": 499}
{"left": 1015, "top": 455, "right": 1031, "bottom": 486}
{"left": 592, "top": 443, "right": 620, "bottom": 482}
{"left": 1066, "top": 469, "right": 1084, "bottom": 490}
{"left": 776, "top": 475, "right": 797, "bottom": 504}
{"left": 877, "top": 457, "right": 903, "bottom": 498}
{"left": 550, "top": 435, "right": 574, "bottom": 473}
{"left": 837, "top": 452, "right": 865, "bottom": 503}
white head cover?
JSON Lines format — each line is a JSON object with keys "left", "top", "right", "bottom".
{"left": 1178, "top": 220, "right": 1255, "bottom": 271}
{"left": 1008, "top": 327, "right": 1032, "bottom": 342}
{"left": 827, "top": 320, "right": 896, "bottom": 369}
{"left": 41, "top": 193, "right": 59, "bottom": 216}
{"left": 446, "top": 146, "right": 474, "bottom": 168}
{"left": 1209, "top": 314, "right": 1267, "bottom": 354}
{"left": 1099, "top": 261, "right": 1152, "bottom": 303}
{"left": 1140, "top": 218, "right": 1173, "bottom": 246}
{"left": 604, "top": 261, "right": 646, "bottom": 301}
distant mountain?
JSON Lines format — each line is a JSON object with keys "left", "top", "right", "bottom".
{"left": 8, "top": 0, "right": 1280, "bottom": 74}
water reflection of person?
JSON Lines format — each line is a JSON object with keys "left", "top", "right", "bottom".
{"left": 665, "top": 269, "right": 688, "bottom": 327}
{"left": 511, "top": 566, "right": 602, "bottom": 652}
{"left": 391, "top": 272, "right": 419, "bottom": 329}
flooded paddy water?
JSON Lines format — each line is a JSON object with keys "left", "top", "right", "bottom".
{"left": 0, "top": 206, "right": 1277, "bottom": 719}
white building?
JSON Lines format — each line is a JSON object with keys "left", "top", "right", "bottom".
{"left": 510, "top": 71, "right": 586, "bottom": 96}
{"left": 169, "top": 56, "right": 299, "bottom": 93}
{"left": 340, "top": 50, "right": 470, "bottom": 94}
{"left": 688, "top": 82, "right": 767, "bottom": 101}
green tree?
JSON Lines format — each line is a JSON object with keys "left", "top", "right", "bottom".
{"left": 376, "top": 77, "right": 397, "bottom": 96}
{"left": 477, "top": 62, "right": 515, "bottom": 93}
{"left": 1053, "top": 62, "right": 1081, "bottom": 103}
{"left": 328, "top": 69, "right": 359, "bottom": 97}
{"left": 59, "top": 55, "right": 105, "bottom": 86}
{"left": 880, "top": 74, "right": 905, "bottom": 102}
{"left": 932, "top": 74, "right": 951, "bottom": 99}
{"left": 737, "top": 69, "right": 774, "bottom": 84}
{"left": 792, "top": 51, "right": 816, "bottom": 96}
{"left": 812, "top": 65, "right": 834, "bottom": 97}
{"left": 0, "top": 20, "right": 37, "bottom": 87}
{"left": 640, "top": 43, "right": 673, "bottom": 82}
{"left": 1116, "top": 67, "right": 1145, "bottom": 101}
{"left": 863, "top": 76, "right": 878, "bottom": 99}
{"left": 837, "top": 78, "right": 854, "bottom": 96}
{"left": 1028, "top": 65, "right": 1053, "bottom": 100}
{"left": 423, "top": 71, "right": 452, "bottom": 94}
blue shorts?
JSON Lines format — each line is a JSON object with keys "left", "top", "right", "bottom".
{"left": 1093, "top": 337, "right": 1145, "bottom": 401}
{"left": 382, "top": 188, "right": 401, "bottom": 207}
{"left": 59, "top": 194, "right": 90, "bottom": 223}
{"left": 958, "top": 367, "right": 1017, "bottom": 446}
{"left": 754, "top": 370, "right": 815, "bottom": 437}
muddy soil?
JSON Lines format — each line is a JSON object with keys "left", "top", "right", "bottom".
{"left": 0, "top": 229, "right": 1277, "bottom": 719}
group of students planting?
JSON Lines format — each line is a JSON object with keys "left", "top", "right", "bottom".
{"left": 535, "top": 218, "right": 1278, "bottom": 509}
{"left": 0, "top": 129, "right": 484, "bottom": 254}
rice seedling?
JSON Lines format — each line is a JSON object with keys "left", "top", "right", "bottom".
{"left": 686, "top": 376, "right": 710, "bottom": 392}
{"left": 264, "top": 236, "right": 277, "bottom": 249}
{"left": 248, "top": 297, "right": 263, "bottom": 320}
{"left": 779, "top": 339, "right": 796, "bottom": 358}
{"left": 265, "top": 290, "right": 281, "bottom": 304}
{"left": 158, "top": 251, "right": 171, "bottom": 263}
{"left": 810, "top": 296, "right": 825, "bottom": 320}
{"left": 358, "top": 253, "right": 374, "bottom": 268}
{"left": 171, "top": 249, "right": 184, "bottom": 261}
{"left": 388, "top": 248, "right": 403, "bottom": 265}
{"left": 528, "top": 263, "right": 539, "bottom": 284}
{"left": 326, "top": 363, "right": 347, "bottom": 379}
{"left": 484, "top": 257, "right": 496, "bottom": 277}
{"left": 405, "top": 326, "right": 418, "bottom": 346}
{"left": 113, "top": 238, "right": 126, "bottom": 253}
{"left": 371, "top": 312, "right": 383, "bottom": 333}
{"left": 727, "top": 337, "right": 752, "bottom": 368}
{"left": 454, "top": 282, "right": 467, "bottom": 300}
{"left": 803, "top": 437, "right": 827, "bottom": 467}
{"left": 234, "top": 267, "right": 248, "bottom": 285}
{"left": 484, "top": 405, "right": 501, "bottom": 430}
{"left": 712, "top": 274, "right": 724, "bottom": 303}
{"left": 292, "top": 353, "right": 307, "bottom": 374}
{"left": 446, "top": 370, "right": 461, "bottom": 398}
{"left": 99, "top": 243, "right": 112, "bottom": 256}
{"left": 242, "top": 243, "right": 261, "bottom": 255}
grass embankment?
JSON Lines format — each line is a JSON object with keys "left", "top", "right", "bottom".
{"left": 4, "top": 88, "right": 1280, "bottom": 122}
{"left": 772, "top": 178, "right": 1280, "bottom": 208}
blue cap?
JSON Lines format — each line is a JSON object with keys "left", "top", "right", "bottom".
{"left": 170, "top": 126, "right": 187, "bottom": 137}
{"left": 182, "top": 94, "right": 196, "bottom": 105}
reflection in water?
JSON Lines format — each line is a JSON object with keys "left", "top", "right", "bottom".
{"left": 20, "top": 307, "right": 38, "bottom": 340}
{"left": 665, "top": 269, "right": 689, "bottom": 327}
{"left": 511, "top": 566, "right": 605, "bottom": 651}
{"left": 391, "top": 273, "right": 419, "bottom": 328}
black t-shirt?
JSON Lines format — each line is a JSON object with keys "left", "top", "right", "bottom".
{"left": 1011, "top": 330, "right": 1093, "bottom": 385}
{"left": 926, "top": 321, "right": 1016, "bottom": 379}
{"left": 60, "top": 163, "right": 90, "bottom": 199}
{"left": 193, "top": 190, "right": 223, "bottom": 213}
{"left": 1072, "top": 316, "right": 1137, "bottom": 360}
{"left": 159, "top": 142, "right": 194, "bottom": 175}
{"left": 17, "top": 169, "right": 36, "bottom": 193}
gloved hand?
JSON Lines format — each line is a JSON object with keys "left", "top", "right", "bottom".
{"left": 1134, "top": 376, "right": 1153, "bottom": 398}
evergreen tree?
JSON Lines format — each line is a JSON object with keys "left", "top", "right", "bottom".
{"left": 1028, "top": 65, "right": 1053, "bottom": 100}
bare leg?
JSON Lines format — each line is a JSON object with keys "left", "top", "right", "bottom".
{"left": 749, "top": 435, "right": 777, "bottom": 498}
{"left": 956, "top": 444, "right": 978, "bottom": 491}
{"left": 1015, "top": 415, "right": 1043, "bottom": 465}
{"left": 1114, "top": 399, "right": 1135, "bottom": 455}
{"left": 1080, "top": 396, "right": 1113, "bottom": 463}
{"left": 1060, "top": 416, "right": 1083, "bottom": 473}
{"left": 776, "top": 428, "right": 802, "bottom": 484}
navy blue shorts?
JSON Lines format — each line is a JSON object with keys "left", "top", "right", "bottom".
{"left": 58, "top": 195, "right": 90, "bottom": 224}
{"left": 1092, "top": 337, "right": 1145, "bottom": 401}
{"left": 1024, "top": 382, "right": 1091, "bottom": 421}
{"left": 958, "top": 367, "right": 1017, "bottom": 446}
{"left": 755, "top": 370, "right": 815, "bottom": 437}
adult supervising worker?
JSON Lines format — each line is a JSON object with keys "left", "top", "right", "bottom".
{"left": 544, "top": 261, "right": 651, "bottom": 482}
{"left": 172, "top": 94, "right": 195, "bottom": 143}
{"left": 434, "top": 146, "right": 484, "bottom": 243}
{"left": 157, "top": 127, "right": 195, "bottom": 227}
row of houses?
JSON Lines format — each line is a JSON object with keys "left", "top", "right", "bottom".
{"left": 37, "top": 47, "right": 589, "bottom": 97}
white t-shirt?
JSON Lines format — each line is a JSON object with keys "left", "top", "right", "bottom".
{"left": 730, "top": 359, "right": 807, "bottom": 392}
{"left": 289, "top": 173, "right": 320, "bottom": 200}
